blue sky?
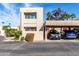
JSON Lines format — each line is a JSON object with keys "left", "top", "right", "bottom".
{"left": 0, "top": 3, "right": 79, "bottom": 26}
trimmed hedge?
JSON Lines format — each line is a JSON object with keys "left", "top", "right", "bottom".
{"left": 25, "top": 33, "right": 34, "bottom": 42}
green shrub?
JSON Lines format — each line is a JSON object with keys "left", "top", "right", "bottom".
{"left": 25, "top": 33, "right": 34, "bottom": 42}
{"left": 20, "top": 37, "right": 24, "bottom": 41}
{"left": 3, "top": 25, "right": 22, "bottom": 40}
{"left": 8, "top": 29, "right": 17, "bottom": 37}
{"left": 2, "top": 26, "right": 10, "bottom": 30}
{"left": 14, "top": 30, "right": 22, "bottom": 40}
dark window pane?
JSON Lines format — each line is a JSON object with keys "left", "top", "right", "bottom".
{"left": 24, "top": 27, "right": 37, "bottom": 31}
{"left": 24, "top": 12, "right": 37, "bottom": 19}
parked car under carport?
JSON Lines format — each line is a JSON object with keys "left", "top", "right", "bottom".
{"left": 47, "top": 30, "right": 61, "bottom": 40}
{"left": 61, "top": 30, "right": 77, "bottom": 39}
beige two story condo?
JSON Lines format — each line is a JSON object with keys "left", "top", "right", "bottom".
{"left": 20, "top": 8, "right": 44, "bottom": 42}
{"left": 20, "top": 7, "right": 79, "bottom": 42}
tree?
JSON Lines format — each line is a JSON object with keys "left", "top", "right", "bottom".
{"left": 63, "top": 13, "right": 71, "bottom": 20}
{"left": 46, "top": 11, "right": 52, "bottom": 20}
{"left": 46, "top": 8, "right": 76, "bottom": 20}
{"left": 2, "top": 26, "right": 10, "bottom": 30}
{"left": 2, "top": 22, "right": 5, "bottom": 26}
{"left": 9, "top": 23, "right": 11, "bottom": 26}
{"left": 51, "top": 8, "right": 65, "bottom": 20}
{"left": 70, "top": 13, "right": 76, "bottom": 20}
{"left": 2, "top": 25, "right": 22, "bottom": 40}
{"left": 2, "top": 22, "right": 4, "bottom": 24}
{"left": 14, "top": 30, "right": 22, "bottom": 39}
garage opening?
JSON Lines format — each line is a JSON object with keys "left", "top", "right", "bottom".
{"left": 44, "top": 26, "right": 79, "bottom": 40}
{"left": 47, "top": 29, "right": 61, "bottom": 40}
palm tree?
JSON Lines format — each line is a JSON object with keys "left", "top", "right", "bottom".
{"left": 70, "top": 13, "right": 76, "bottom": 20}
{"left": 52, "top": 8, "right": 66, "bottom": 20}
{"left": 8, "top": 23, "right": 11, "bottom": 29}
{"left": 2, "top": 21, "right": 4, "bottom": 24}
{"left": 46, "top": 11, "right": 52, "bottom": 20}
{"left": 46, "top": 8, "right": 76, "bottom": 20}
{"left": 9, "top": 23, "right": 11, "bottom": 26}
{"left": 2, "top": 21, "right": 5, "bottom": 26}
{"left": 63, "top": 13, "right": 71, "bottom": 20}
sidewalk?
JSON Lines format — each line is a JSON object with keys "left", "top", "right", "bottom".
{"left": 2, "top": 37, "right": 20, "bottom": 42}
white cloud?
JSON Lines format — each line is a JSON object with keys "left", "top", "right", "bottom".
{"left": 0, "top": 3, "right": 19, "bottom": 26}
{"left": 1, "top": 3, "right": 10, "bottom": 9}
{"left": 24, "top": 3, "right": 31, "bottom": 7}
{"left": 2, "top": 3, "right": 18, "bottom": 19}
{"left": 0, "top": 3, "right": 32, "bottom": 26}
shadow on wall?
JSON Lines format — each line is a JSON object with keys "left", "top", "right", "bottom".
{"left": 39, "top": 22, "right": 45, "bottom": 31}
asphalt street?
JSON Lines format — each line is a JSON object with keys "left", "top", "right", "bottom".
{"left": 0, "top": 41, "right": 79, "bottom": 56}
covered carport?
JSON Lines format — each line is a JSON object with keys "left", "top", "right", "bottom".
{"left": 44, "top": 20, "right": 79, "bottom": 40}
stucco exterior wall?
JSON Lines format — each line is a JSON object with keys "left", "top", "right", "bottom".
{"left": 20, "top": 8, "right": 44, "bottom": 41}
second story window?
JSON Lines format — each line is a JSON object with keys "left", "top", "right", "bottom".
{"left": 24, "top": 12, "right": 37, "bottom": 19}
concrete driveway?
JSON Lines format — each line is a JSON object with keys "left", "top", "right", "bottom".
{"left": 0, "top": 41, "right": 79, "bottom": 56}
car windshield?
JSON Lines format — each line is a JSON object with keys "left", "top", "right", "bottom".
{"left": 64, "top": 30, "right": 75, "bottom": 33}
{"left": 65, "top": 31, "right": 76, "bottom": 35}
{"left": 49, "top": 30, "right": 59, "bottom": 34}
